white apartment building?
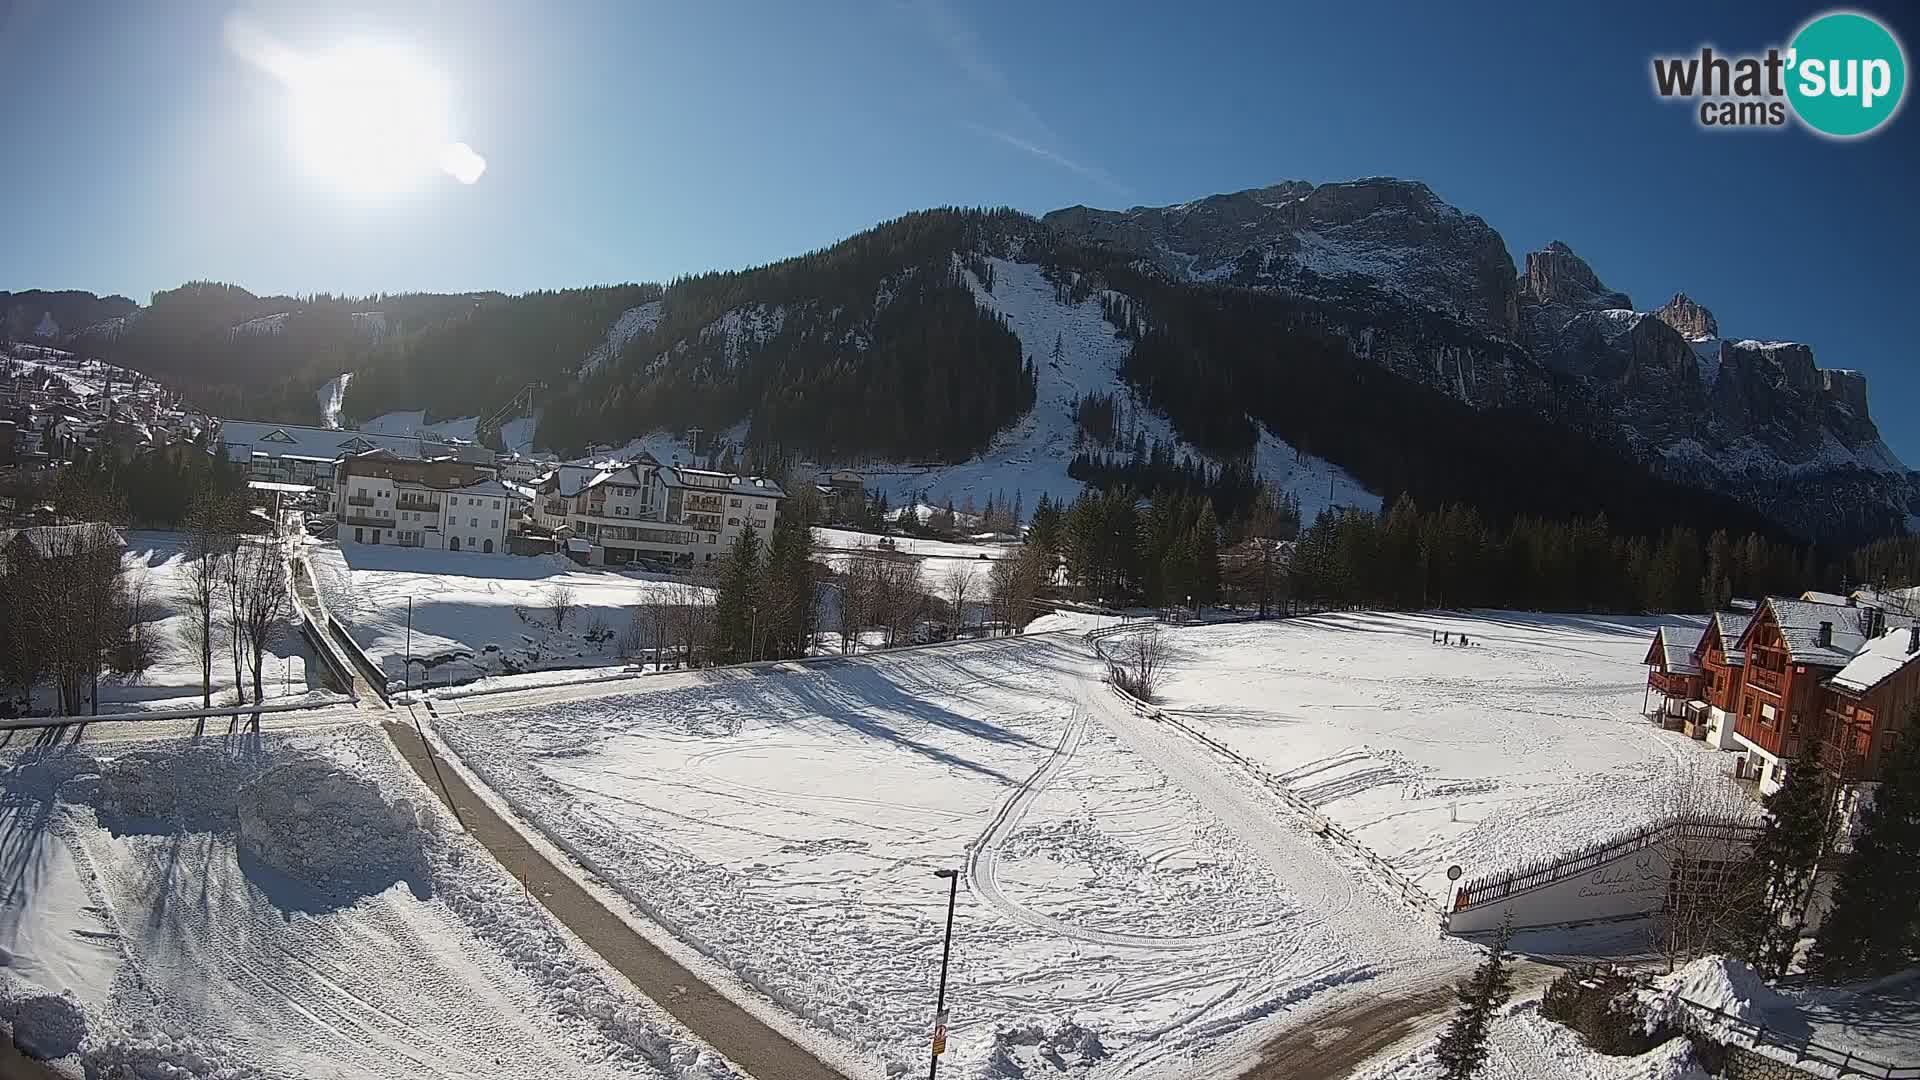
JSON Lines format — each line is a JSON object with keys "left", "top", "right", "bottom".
{"left": 533, "top": 454, "right": 784, "bottom": 567}
{"left": 334, "top": 449, "right": 514, "bottom": 553}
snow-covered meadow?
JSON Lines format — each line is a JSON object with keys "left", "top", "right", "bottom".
{"left": 1144, "top": 610, "right": 1747, "bottom": 899}
{"left": 813, "top": 526, "right": 1012, "bottom": 598}
{"left": 431, "top": 632, "right": 1469, "bottom": 1079}
{"left": 307, "top": 543, "right": 710, "bottom": 685}
{"left": 0, "top": 726, "right": 732, "bottom": 1079}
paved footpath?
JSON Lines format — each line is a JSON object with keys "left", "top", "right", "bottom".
{"left": 381, "top": 720, "right": 853, "bottom": 1080}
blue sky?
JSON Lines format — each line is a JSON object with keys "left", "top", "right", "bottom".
{"left": 2, "top": 0, "right": 1916, "bottom": 458}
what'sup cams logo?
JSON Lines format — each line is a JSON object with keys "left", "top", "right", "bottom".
{"left": 1652, "top": 10, "right": 1907, "bottom": 137}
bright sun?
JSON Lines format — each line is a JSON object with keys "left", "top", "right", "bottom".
{"left": 228, "top": 18, "right": 486, "bottom": 193}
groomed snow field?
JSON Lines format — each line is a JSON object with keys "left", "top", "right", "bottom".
{"left": 0, "top": 725, "right": 733, "bottom": 1079}
{"left": 431, "top": 628, "right": 1480, "bottom": 1079}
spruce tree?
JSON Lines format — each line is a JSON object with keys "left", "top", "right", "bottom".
{"left": 1191, "top": 500, "right": 1220, "bottom": 609}
{"left": 1435, "top": 917, "right": 1514, "bottom": 1080}
{"left": 1810, "top": 715, "right": 1920, "bottom": 975}
{"left": 714, "top": 525, "right": 762, "bottom": 662}
{"left": 1741, "top": 735, "right": 1835, "bottom": 977}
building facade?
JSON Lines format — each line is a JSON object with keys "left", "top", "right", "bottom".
{"left": 531, "top": 455, "right": 784, "bottom": 567}
{"left": 1822, "top": 623, "right": 1920, "bottom": 782}
{"left": 220, "top": 420, "right": 490, "bottom": 494}
{"left": 333, "top": 450, "right": 513, "bottom": 554}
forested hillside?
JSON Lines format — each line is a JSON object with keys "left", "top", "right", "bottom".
{"left": 537, "top": 208, "right": 1040, "bottom": 462}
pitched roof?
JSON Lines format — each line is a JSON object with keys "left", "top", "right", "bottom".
{"left": 656, "top": 464, "right": 786, "bottom": 499}
{"left": 3, "top": 522, "right": 125, "bottom": 559}
{"left": 1705, "top": 610, "right": 1754, "bottom": 666}
{"left": 1828, "top": 625, "right": 1920, "bottom": 697}
{"left": 217, "top": 419, "right": 450, "bottom": 464}
{"left": 1743, "top": 597, "right": 1912, "bottom": 668}
{"left": 1646, "top": 625, "right": 1704, "bottom": 674}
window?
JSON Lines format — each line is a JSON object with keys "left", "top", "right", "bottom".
{"left": 755, "top": 501, "right": 767, "bottom": 510}
{"left": 470, "top": 517, "right": 479, "bottom": 527}
{"left": 490, "top": 519, "right": 498, "bottom": 530}
{"left": 492, "top": 499, "right": 501, "bottom": 509}
{"left": 730, "top": 498, "right": 742, "bottom": 507}
{"left": 356, "top": 487, "right": 367, "bottom": 498}
{"left": 727, "top": 517, "right": 739, "bottom": 526}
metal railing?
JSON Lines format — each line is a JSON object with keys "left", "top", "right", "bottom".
{"left": 1675, "top": 998, "right": 1919, "bottom": 1079}
{"left": 346, "top": 494, "right": 375, "bottom": 507}
{"left": 397, "top": 500, "right": 441, "bottom": 513}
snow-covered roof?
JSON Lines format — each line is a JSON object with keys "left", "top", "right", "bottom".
{"left": 1827, "top": 625, "right": 1920, "bottom": 697}
{"left": 1646, "top": 625, "right": 1704, "bottom": 674}
{"left": 1802, "top": 590, "right": 1852, "bottom": 607}
{"left": 218, "top": 420, "right": 446, "bottom": 463}
{"left": 1746, "top": 598, "right": 1880, "bottom": 667}
{"left": 445, "top": 478, "right": 516, "bottom": 500}
{"left": 1705, "top": 610, "right": 1753, "bottom": 666}
{"left": 1, "top": 522, "right": 125, "bottom": 559}
{"left": 657, "top": 464, "right": 785, "bottom": 499}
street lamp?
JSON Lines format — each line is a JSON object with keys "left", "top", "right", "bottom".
{"left": 928, "top": 867, "right": 959, "bottom": 1079}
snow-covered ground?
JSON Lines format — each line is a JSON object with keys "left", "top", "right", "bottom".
{"left": 307, "top": 542, "right": 709, "bottom": 684}
{"left": 17, "top": 532, "right": 319, "bottom": 715}
{"left": 813, "top": 526, "right": 1012, "bottom": 595}
{"left": 0, "top": 725, "right": 732, "bottom": 1078}
{"left": 1352, "top": 998, "right": 1701, "bottom": 1080}
{"left": 430, "top": 632, "right": 1472, "bottom": 1079}
{"left": 1144, "top": 611, "right": 1749, "bottom": 899}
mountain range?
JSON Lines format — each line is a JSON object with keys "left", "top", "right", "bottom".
{"left": 7, "top": 178, "right": 1913, "bottom": 547}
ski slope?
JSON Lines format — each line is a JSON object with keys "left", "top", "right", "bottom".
{"left": 0, "top": 727, "right": 731, "bottom": 1079}
{"left": 862, "top": 257, "right": 1377, "bottom": 523}
{"left": 1144, "top": 611, "right": 1750, "bottom": 899}
{"left": 431, "top": 633, "right": 1472, "bottom": 1079}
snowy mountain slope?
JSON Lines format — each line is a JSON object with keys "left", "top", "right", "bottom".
{"left": 317, "top": 371, "right": 353, "bottom": 429}
{"left": 866, "top": 256, "right": 1377, "bottom": 519}
{"left": 578, "top": 301, "right": 664, "bottom": 377}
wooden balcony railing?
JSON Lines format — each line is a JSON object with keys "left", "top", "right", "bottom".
{"left": 1647, "top": 670, "right": 1700, "bottom": 698}
{"left": 1747, "top": 666, "right": 1785, "bottom": 695}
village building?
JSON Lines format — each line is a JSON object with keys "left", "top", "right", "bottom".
{"left": 332, "top": 449, "right": 513, "bottom": 554}
{"left": 1690, "top": 608, "right": 1752, "bottom": 750}
{"left": 531, "top": 453, "right": 784, "bottom": 567}
{"left": 1643, "top": 624, "right": 1704, "bottom": 729}
{"left": 218, "top": 420, "right": 489, "bottom": 494}
{"left": 1822, "top": 622, "right": 1920, "bottom": 783}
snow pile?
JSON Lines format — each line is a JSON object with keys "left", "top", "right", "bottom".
{"left": 236, "top": 756, "right": 430, "bottom": 891}
{"left": 0, "top": 989, "right": 87, "bottom": 1059}
{"left": 986, "top": 1021, "right": 1109, "bottom": 1076}
{"left": 1643, "top": 956, "right": 1793, "bottom": 1031}
{"left": 92, "top": 746, "right": 253, "bottom": 829}
{"left": 80, "top": 1019, "right": 266, "bottom": 1079}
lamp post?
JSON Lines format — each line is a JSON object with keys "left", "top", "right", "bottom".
{"left": 928, "top": 867, "right": 959, "bottom": 1079}
{"left": 406, "top": 596, "right": 414, "bottom": 690}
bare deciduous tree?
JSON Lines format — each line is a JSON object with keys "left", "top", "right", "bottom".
{"left": 180, "top": 498, "right": 234, "bottom": 708}
{"left": 230, "top": 537, "right": 294, "bottom": 704}
{"left": 546, "top": 583, "right": 578, "bottom": 631}
{"left": 1108, "top": 627, "right": 1168, "bottom": 702}
{"left": 944, "top": 565, "right": 973, "bottom": 634}
{"left": 1648, "top": 763, "right": 1768, "bottom": 972}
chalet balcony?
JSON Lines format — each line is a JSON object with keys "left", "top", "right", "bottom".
{"left": 1746, "top": 666, "right": 1785, "bottom": 696}
{"left": 346, "top": 494, "right": 376, "bottom": 508}
{"left": 685, "top": 494, "right": 725, "bottom": 513}
{"left": 397, "top": 499, "right": 441, "bottom": 514}
{"left": 1646, "top": 670, "right": 1700, "bottom": 698}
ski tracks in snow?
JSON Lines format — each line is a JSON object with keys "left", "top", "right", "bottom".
{"left": 967, "top": 712, "right": 1273, "bottom": 951}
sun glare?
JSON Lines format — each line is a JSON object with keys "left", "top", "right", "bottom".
{"left": 227, "top": 16, "right": 486, "bottom": 193}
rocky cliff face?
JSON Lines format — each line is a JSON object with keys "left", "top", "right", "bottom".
{"left": 1047, "top": 182, "right": 1917, "bottom": 544}
{"left": 1045, "top": 178, "right": 1520, "bottom": 333}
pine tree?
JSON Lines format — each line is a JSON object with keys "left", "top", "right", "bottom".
{"left": 1810, "top": 714, "right": 1920, "bottom": 975}
{"left": 1740, "top": 736, "right": 1835, "bottom": 977}
{"left": 1191, "top": 500, "right": 1221, "bottom": 609}
{"left": 1027, "top": 493, "right": 1061, "bottom": 556}
{"left": 1435, "top": 917, "right": 1514, "bottom": 1080}
{"left": 714, "top": 525, "right": 762, "bottom": 662}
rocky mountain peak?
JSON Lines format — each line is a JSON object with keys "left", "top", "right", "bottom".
{"left": 1518, "top": 242, "right": 1631, "bottom": 310}
{"left": 1043, "top": 177, "right": 1519, "bottom": 334}
{"left": 1654, "top": 293, "right": 1719, "bottom": 341}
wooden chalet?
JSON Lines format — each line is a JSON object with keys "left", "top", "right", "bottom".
{"left": 1821, "top": 622, "right": 1920, "bottom": 782}
{"left": 1643, "top": 624, "right": 1705, "bottom": 728}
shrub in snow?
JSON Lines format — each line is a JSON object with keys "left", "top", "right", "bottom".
{"left": 0, "top": 990, "right": 86, "bottom": 1059}
{"left": 1541, "top": 965, "right": 1674, "bottom": 1056}
{"left": 236, "top": 756, "right": 430, "bottom": 897}
{"left": 987, "top": 1021, "right": 1109, "bottom": 1076}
